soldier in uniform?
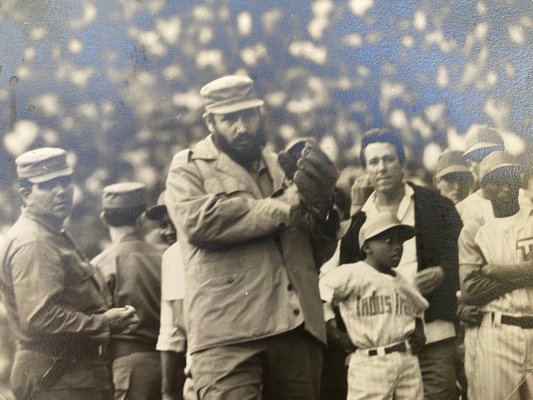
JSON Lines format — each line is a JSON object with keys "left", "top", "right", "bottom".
{"left": 92, "top": 182, "right": 163, "bottom": 400}
{"left": 0, "top": 147, "right": 138, "bottom": 400}
{"left": 165, "top": 75, "right": 340, "bottom": 399}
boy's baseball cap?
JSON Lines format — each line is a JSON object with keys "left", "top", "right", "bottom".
{"left": 200, "top": 75, "right": 264, "bottom": 117}
{"left": 146, "top": 191, "right": 167, "bottom": 220}
{"left": 359, "top": 212, "right": 415, "bottom": 250}
{"left": 15, "top": 147, "right": 73, "bottom": 183}
{"left": 479, "top": 150, "right": 522, "bottom": 184}
{"left": 463, "top": 125, "right": 504, "bottom": 160}
{"left": 102, "top": 182, "right": 147, "bottom": 209}
{"left": 435, "top": 150, "right": 471, "bottom": 179}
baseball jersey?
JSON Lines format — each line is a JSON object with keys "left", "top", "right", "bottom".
{"left": 156, "top": 242, "right": 186, "bottom": 353}
{"left": 460, "top": 206, "right": 533, "bottom": 317}
{"left": 319, "top": 261, "right": 428, "bottom": 348}
{"left": 361, "top": 184, "right": 456, "bottom": 344}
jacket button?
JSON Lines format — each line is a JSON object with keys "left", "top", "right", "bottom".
{"left": 293, "top": 309, "right": 300, "bottom": 316}
{"left": 287, "top": 284, "right": 293, "bottom": 291}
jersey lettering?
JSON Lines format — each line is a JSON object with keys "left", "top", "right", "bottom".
{"left": 517, "top": 237, "right": 533, "bottom": 261}
{"left": 356, "top": 291, "right": 411, "bottom": 316}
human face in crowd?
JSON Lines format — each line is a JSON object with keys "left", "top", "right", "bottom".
{"left": 159, "top": 212, "right": 177, "bottom": 246}
{"left": 436, "top": 173, "right": 472, "bottom": 204}
{"left": 22, "top": 176, "right": 74, "bottom": 227}
{"left": 481, "top": 170, "right": 521, "bottom": 216}
{"left": 208, "top": 107, "right": 265, "bottom": 165}
{"left": 364, "top": 142, "right": 404, "bottom": 195}
{"left": 365, "top": 230, "right": 406, "bottom": 272}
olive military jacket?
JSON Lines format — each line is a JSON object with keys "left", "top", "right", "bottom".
{"left": 166, "top": 135, "right": 338, "bottom": 353}
{"left": 0, "top": 210, "right": 111, "bottom": 355}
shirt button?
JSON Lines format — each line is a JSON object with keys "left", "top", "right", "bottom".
{"left": 293, "top": 309, "right": 300, "bottom": 316}
{"left": 287, "top": 284, "right": 293, "bottom": 291}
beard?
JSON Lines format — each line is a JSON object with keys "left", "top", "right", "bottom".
{"left": 212, "top": 124, "right": 267, "bottom": 169}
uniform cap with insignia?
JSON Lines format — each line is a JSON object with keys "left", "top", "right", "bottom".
{"left": 102, "top": 182, "right": 147, "bottom": 210}
{"left": 479, "top": 150, "right": 522, "bottom": 184}
{"left": 15, "top": 147, "right": 73, "bottom": 183}
{"left": 359, "top": 212, "right": 415, "bottom": 250}
{"left": 435, "top": 150, "right": 471, "bottom": 179}
{"left": 463, "top": 125, "right": 504, "bottom": 160}
{"left": 146, "top": 190, "right": 167, "bottom": 220}
{"left": 200, "top": 75, "right": 264, "bottom": 117}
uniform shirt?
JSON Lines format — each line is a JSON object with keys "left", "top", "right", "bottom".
{"left": 0, "top": 209, "right": 110, "bottom": 351}
{"left": 457, "top": 188, "right": 533, "bottom": 231}
{"left": 156, "top": 242, "right": 186, "bottom": 353}
{"left": 92, "top": 232, "right": 162, "bottom": 347}
{"left": 361, "top": 184, "right": 456, "bottom": 344}
{"left": 319, "top": 261, "right": 428, "bottom": 348}
{"left": 460, "top": 206, "right": 533, "bottom": 317}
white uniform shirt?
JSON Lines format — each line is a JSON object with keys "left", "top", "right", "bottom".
{"left": 320, "top": 261, "right": 428, "bottom": 348}
{"left": 156, "top": 243, "right": 186, "bottom": 352}
{"left": 361, "top": 183, "right": 456, "bottom": 343}
{"left": 462, "top": 206, "right": 533, "bottom": 317}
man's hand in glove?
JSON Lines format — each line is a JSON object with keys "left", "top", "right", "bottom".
{"left": 278, "top": 138, "right": 339, "bottom": 220}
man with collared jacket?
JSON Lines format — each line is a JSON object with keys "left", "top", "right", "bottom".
{"left": 0, "top": 147, "right": 138, "bottom": 400}
{"left": 165, "top": 75, "right": 340, "bottom": 399}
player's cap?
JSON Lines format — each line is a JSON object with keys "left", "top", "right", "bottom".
{"left": 479, "top": 150, "right": 523, "bottom": 184}
{"left": 463, "top": 124, "right": 504, "bottom": 161}
{"left": 435, "top": 150, "right": 471, "bottom": 179}
{"left": 146, "top": 190, "right": 168, "bottom": 220}
{"left": 102, "top": 182, "right": 147, "bottom": 209}
{"left": 15, "top": 147, "right": 74, "bottom": 184}
{"left": 200, "top": 75, "right": 264, "bottom": 117}
{"left": 359, "top": 212, "right": 415, "bottom": 250}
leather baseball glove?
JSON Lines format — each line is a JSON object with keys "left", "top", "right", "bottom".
{"left": 278, "top": 138, "right": 339, "bottom": 219}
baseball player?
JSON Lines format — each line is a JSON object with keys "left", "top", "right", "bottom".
{"left": 459, "top": 151, "right": 533, "bottom": 400}
{"left": 320, "top": 212, "right": 428, "bottom": 400}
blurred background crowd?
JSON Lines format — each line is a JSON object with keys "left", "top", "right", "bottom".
{"left": 0, "top": 0, "right": 531, "bottom": 398}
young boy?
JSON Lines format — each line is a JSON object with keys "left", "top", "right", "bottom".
{"left": 320, "top": 212, "right": 428, "bottom": 400}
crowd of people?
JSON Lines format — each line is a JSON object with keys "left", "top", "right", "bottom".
{"left": 0, "top": 74, "right": 532, "bottom": 400}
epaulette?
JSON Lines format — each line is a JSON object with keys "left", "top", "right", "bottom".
{"left": 173, "top": 148, "right": 193, "bottom": 164}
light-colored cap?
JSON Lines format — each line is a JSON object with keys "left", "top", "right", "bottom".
{"left": 463, "top": 124, "right": 504, "bottom": 159}
{"left": 146, "top": 191, "right": 167, "bottom": 220}
{"left": 435, "top": 150, "right": 471, "bottom": 179}
{"left": 200, "top": 75, "right": 264, "bottom": 117}
{"left": 479, "top": 150, "right": 522, "bottom": 183}
{"left": 359, "top": 212, "right": 415, "bottom": 250}
{"left": 102, "top": 182, "right": 146, "bottom": 209}
{"left": 15, "top": 147, "right": 73, "bottom": 183}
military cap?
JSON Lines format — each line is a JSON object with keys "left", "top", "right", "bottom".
{"left": 463, "top": 125, "right": 504, "bottom": 159}
{"left": 435, "top": 150, "right": 471, "bottom": 179}
{"left": 479, "top": 150, "right": 522, "bottom": 184}
{"left": 359, "top": 212, "right": 415, "bottom": 250}
{"left": 102, "top": 182, "right": 147, "bottom": 209}
{"left": 200, "top": 75, "right": 264, "bottom": 117}
{"left": 146, "top": 191, "right": 167, "bottom": 221}
{"left": 15, "top": 147, "right": 73, "bottom": 183}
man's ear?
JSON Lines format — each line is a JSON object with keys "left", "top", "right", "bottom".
{"left": 203, "top": 114, "right": 215, "bottom": 133}
{"left": 19, "top": 187, "right": 31, "bottom": 206}
{"left": 362, "top": 242, "right": 372, "bottom": 256}
{"left": 99, "top": 211, "right": 108, "bottom": 226}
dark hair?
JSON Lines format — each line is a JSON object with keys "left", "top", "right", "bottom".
{"left": 19, "top": 179, "right": 32, "bottom": 190}
{"left": 102, "top": 205, "right": 146, "bottom": 227}
{"left": 359, "top": 128, "right": 406, "bottom": 168}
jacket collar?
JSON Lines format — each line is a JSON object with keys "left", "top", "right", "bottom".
{"left": 192, "top": 135, "right": 287, "bottom": 195}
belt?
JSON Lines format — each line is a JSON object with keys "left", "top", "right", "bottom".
{"left": 492, "top": 312, "right": 533, "bottom": 329}
{"left": 358, "top": 341, "right": 408, "bottom": 357}
{"left": 20, "top": 341, "right": 107, "bottom": 360}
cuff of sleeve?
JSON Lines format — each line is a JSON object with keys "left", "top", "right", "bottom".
{"left": 251, "top": 198, "right": 292, "bottom": 229}
{"left": 323, "top": 302, "right": 336, "bottom": 322}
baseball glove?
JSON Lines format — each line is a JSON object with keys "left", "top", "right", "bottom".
{"left": 278, "top": 138, "right": 339, "bottom": 219}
